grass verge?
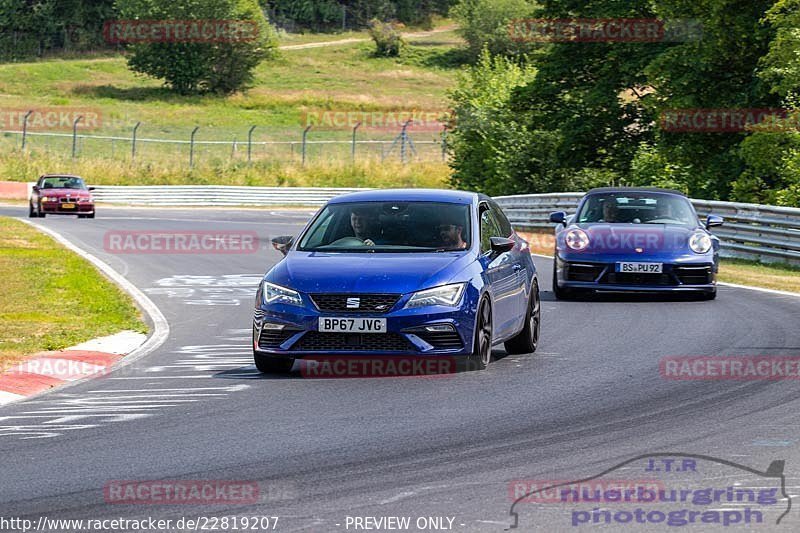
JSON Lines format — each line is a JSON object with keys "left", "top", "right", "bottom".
{"left": 0, "top": 217, "right": 146, "bottom": 370}
{"left": 0, "top": 151, "right": 451, "bottom": 188}
{"left": 518, "top": 231, "right": 800, "bottom": 295}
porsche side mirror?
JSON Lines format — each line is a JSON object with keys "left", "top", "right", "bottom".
{"left": 490, "top": 236, "right": 515, "bottom": 256}
{"left": 549, "top": 211, "right": 567, "bottom": 226}
{"left": 705, "top": 215, "right": 724, "bottom": 229}
{"left": 271, "top": 236, "right": 294, "bottom": 256}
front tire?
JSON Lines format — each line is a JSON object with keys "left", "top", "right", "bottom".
{"left": 465, "top": 298, "right": 493, "bottom": 371}
{"left": 254, "top": 352, "right": 294, "bottom": 373}
{"left": 698, "top": 288, "right": 717, "bottom": 301}
{"left": 505, "top": 280, "right": 541, "bottom": 355}
{"left": 28, "top": 203, "right": 36, "bottom": 218}
{"left": 552, "top": 257, "right": 571, "bottom": 300}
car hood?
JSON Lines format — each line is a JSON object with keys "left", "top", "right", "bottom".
{"left": 267, "top": 251, "right": 473, "bottom": 295}
{"left": 42, "top": 189, "right": 91, "bottom": 198}
{"left": 568, "top": 223, "right": 703, "bottom": 254}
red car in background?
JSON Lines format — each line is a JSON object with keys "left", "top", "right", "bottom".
{"left": 29, "top": 174, "right": 95, "bottom": 219}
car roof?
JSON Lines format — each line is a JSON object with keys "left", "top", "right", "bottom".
{"left": 40, "top": 174, "right": 83, "bottom": 179}
{"left": 586, "top": 187, "right": 688, "bottom": 197}
{"left": 328, "top": 189, "right": 480, "bottom": 205}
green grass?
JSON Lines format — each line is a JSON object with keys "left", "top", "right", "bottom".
{"left": 0, "top": 217, "right": 146, "bottom": 370}
{"left": 0, "top": 28, "right": 463, "bottom": 186}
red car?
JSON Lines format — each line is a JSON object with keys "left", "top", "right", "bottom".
{"left": 29, "top": 174, "right": 95, "bottom": 219}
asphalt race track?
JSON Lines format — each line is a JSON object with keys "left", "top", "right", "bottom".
{"left": 1, "top": 205, "right": 800, "bottom": 532}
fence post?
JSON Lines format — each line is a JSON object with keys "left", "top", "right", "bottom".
{"left": 72, "top": 115, "right": 83, "bottom": 158}
{"left": 302, "top": 125, "right": 312, "bottom": 167}
{"left": 441, "top": 125, "right": 448, "bottom": 162}
{"left": 248, "top": 125, "right": 256, "bottom": 164}
{"left": 351, "top": 121, "right": 362, "bottom": 164}
{"left": 189, "top": 126, "right": 200, "bottom": 169}
{"left": 131, "top": 121, "right": 141, "bottom": 162}
{"left": 400, "top": 120, "right": 412, "bottom": 165}
{"left": 21, "top": 110, "right": 33, "bottom": 150}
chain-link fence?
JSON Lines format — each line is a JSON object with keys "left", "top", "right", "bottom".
{"left": 0, "top": 121, "right": 449, "bottom": 168}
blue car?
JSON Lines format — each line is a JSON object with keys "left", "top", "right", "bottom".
{"left": 550, "top": 187, "right": 724, "bottom": 300}
{"left": 253, "top": 189, "right": 540, "bottom": 373}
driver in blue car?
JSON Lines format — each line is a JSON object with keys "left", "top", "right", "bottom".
{"left": 438, "top": 216, "right": 468, "bottom": 250}
{"left": 350, "top": 206, "right": 382, "bottom": 246}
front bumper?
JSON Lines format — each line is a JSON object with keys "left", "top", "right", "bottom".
{"left": 41, "top": 201, "right": 94, "bottom": 214}
{"left": 253, "top": 300, "right": 477, "bottom": 359}
{"left": 554, "top": 255, "right": 717, "bottom": 293}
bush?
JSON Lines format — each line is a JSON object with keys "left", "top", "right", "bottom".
{"left": 367, "top": 19, "right": 405, "bottom": 57}
{"left": 115, "top": 0, "right": 279, "bottom": 94}
{"left": 451, "top": 0, "right": 538, "bottom": 61}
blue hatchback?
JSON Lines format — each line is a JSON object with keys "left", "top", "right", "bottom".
{"left": 253, "top": 189, "right": 540, "bottom": 373}
{"left": 550, "top": 187, "right": 724, "bottom": 300}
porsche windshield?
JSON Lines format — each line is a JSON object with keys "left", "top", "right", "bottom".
{"left": 576, "top": 193, "right": 697, "bottom": 226}
{"left": 298, "top": 201, "right": 472, "bottom": 252}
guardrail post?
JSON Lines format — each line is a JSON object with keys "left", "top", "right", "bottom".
{"left": 351, "top": 122, "right": 362, "bottom": 164}
{"left": 131, "top": 122, "right": 141, "bottom": 162}
{"left": 72, "top": 115, "right": 83, "bottom": 158}
{"left": 189, "top": 126, "right": 199, "bottom": 169}
{"left": 21, "top": 110, "right": 33, "bottom": 150}
{"left": 247, "top": 125, "right": 257, "bottom": 164}
{"left": 302, "top": 125, "right": 312, "bottom": 167}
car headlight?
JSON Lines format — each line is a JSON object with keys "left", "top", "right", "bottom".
{"left": 689, "top": 232, "right": 712, "bottom": 254}
{"left": 405, "top": 283, "right": 466, "bottom": 309}
{"left": 565, "top": 228, "right": 590, "bottom": 251}
{"left": 262, "top": 281, "right": 302, "bottom": 307}
{"left": 42, "top": 196, "right": 56, "bottom": 202}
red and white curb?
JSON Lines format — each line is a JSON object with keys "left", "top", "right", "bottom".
{"left": 0, "top": 331, "right": 147, "bottom": 406}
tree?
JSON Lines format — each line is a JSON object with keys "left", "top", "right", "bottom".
{"left": 115, "top": 0, "right": 278, "bottom": 94}
{"left": 451, "top": 0, "right": 539, "bottom": 60}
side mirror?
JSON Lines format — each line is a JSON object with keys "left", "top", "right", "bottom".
{"left": 549, "top": 211, "right": 567, "bottom": 226}
{"left": 88, "top": 186, "right": 96, "bottom": 191}
{"left": 490, "top": 236, "right": 515, "bottom": 256}
{"left": 32, "top": 185, "right": 39, "bottom": 192}
{"left": 271, "top": 235, "right": 294, "bottom": 256}
{"left": 705, "top": 215, "right": 724, "bottom": 229}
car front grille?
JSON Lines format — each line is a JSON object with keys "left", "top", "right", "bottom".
{"left": 258, "top": 327, "right": 300, "bottom": 349}
{"left": 292, "top": 332, "right": 414, "bottom": 352}
{"left": 414, "top": 331, "right": 464, "bottom": 349}
{"left": 674, "top": 265, "right": 713, "bottom": 285}
{"left": 310, "top": 294, "right": 401, "bottom": 314}
{"left": 565, "top": 263, "right": 605, "bottom": 282}
{"left": 600, "top": 272, "right": 674, "bottom": 286}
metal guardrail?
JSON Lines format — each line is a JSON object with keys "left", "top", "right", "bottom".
{"left": 87, "top": 186, "right": 800, "bottom": 264}
{"left": 494, "top": 193, "right": 800, "bottom": 265}
{"left": 91, "top": 185, "right": 368, "bottom": 207}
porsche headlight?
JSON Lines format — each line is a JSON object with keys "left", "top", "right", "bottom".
{"left": 262, "top": 281, "right": 302, "bottom": 307}
{"left": 405, "top": 283, "right": 466, "bottom": 309}
{"left": 565, "top": 228, "right": 590, "bottom": 251}
{"left": 689, "top": 232, "right": 712, "bottom": 254}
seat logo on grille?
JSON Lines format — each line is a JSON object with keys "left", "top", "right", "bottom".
{"left": 346, "top": 297, "right": 361, "bottom": 309}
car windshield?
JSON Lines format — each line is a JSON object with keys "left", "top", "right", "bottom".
{"left": 298, "top": 201, "right": 472, "bottom": 253}
{"left": 576, "top": 193, "right": 697, "bottom": 226}
{"left": 41, "top": 177, "right": 87, "bottom": 190}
